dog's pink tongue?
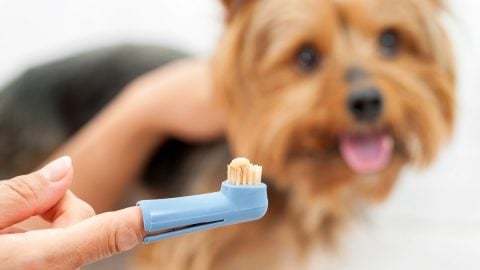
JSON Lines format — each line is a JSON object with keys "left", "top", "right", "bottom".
{"left": 340, "top": 133, "right": 393, "bottom": 174}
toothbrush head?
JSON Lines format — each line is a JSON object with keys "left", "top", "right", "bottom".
{"left": 227, "top": 157, "right": 263, "bottom": 186}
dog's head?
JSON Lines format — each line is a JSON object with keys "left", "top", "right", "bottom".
{"left": 213, "top": 0, "right": 455, "bottom": 205}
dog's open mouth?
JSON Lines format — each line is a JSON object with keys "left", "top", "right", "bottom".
{"left": 339, "top": 132, "right": 394, "bottom": 174}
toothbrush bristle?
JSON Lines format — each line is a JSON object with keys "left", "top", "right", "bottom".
{"left": 227, "top": 157, "right": 262, "bottom": 185}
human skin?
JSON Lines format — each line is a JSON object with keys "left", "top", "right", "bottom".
{"left": 0, "top": 157, "right": 146, "bottom": 269}
{"left": 0, "top": 66, "right": 223, "bottom": 267}
{"left": 49, "top": 59, "right": 226, "bottom": 213}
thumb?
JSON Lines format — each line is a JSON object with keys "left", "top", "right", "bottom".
{"left": 0, "top": 156, "right": 72, "bottom": 230}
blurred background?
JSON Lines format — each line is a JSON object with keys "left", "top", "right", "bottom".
{"left": 0, "top": 0, "right": 479, "bottom": 269}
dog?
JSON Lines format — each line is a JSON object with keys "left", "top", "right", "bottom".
{"left": 136, "top": 0, "right": 456, "bottom": 269}
{"left": 0, "top": 0, "right": 455, "bottom": 269}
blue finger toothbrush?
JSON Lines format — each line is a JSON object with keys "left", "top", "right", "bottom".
{"left": 137, "top": 158, "right": 268, "bottom": 243}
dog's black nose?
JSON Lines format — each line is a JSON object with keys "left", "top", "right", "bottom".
{"left": 347, "top": 88, "right": 383, "bottom": 122}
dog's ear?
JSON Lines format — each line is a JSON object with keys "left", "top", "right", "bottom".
{"left": 221, "top": 0, "right": 251, "bottom": 21}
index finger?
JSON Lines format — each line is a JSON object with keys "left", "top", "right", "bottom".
{"left": 59, "top": 206, "right": 145, "bottom": 267}
{"left": 0, "top": 207, "right": 145, "bottom": 269}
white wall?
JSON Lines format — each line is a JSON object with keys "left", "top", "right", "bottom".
{"left": 0, "top": 0, "right": 223, "bottom": 84}
{"left": 0, "top": 0, "right": 479, "bottom": 269}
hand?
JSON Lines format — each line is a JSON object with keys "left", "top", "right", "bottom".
{"left": 122, "top": 59, "right": 226, "bottom": 142}
{"left": 0, "top": 157, "right": 145, "bottom": 269}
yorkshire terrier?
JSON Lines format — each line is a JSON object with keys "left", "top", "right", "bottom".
{"left": 0, "top": 0, "right": 455, "bottom": 269}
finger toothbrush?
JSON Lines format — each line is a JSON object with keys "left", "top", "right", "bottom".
{"left": 137, "top": 157, "right": 268, "bottom": 243}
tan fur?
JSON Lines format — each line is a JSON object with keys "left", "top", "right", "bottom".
{"left": 135, "top": 0, "right": 455, "bottom": 269}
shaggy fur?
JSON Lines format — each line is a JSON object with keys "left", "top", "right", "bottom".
{"left": 0, "top": 0, "right": 455, "bottom": 269}
{"left": 137, "top": 0, "right": 455, "bottom": 269}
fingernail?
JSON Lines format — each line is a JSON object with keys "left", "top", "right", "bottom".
{"left": 40, "top": 156, "right": 72, "bottom": 182}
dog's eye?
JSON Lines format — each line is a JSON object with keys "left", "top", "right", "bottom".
{"left": 378, "top": 29, "right": 400, "bottom": 58}
{"left": 296, "top": 45, "right": 321, "bottom": 73}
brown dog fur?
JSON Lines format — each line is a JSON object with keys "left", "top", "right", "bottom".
{"left": 135, "top": 0, "right": 455, "bottom": 269}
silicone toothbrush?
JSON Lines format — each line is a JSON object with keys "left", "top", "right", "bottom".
{"left": 137, "top": 158, "right": 268, "bottom": 243}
